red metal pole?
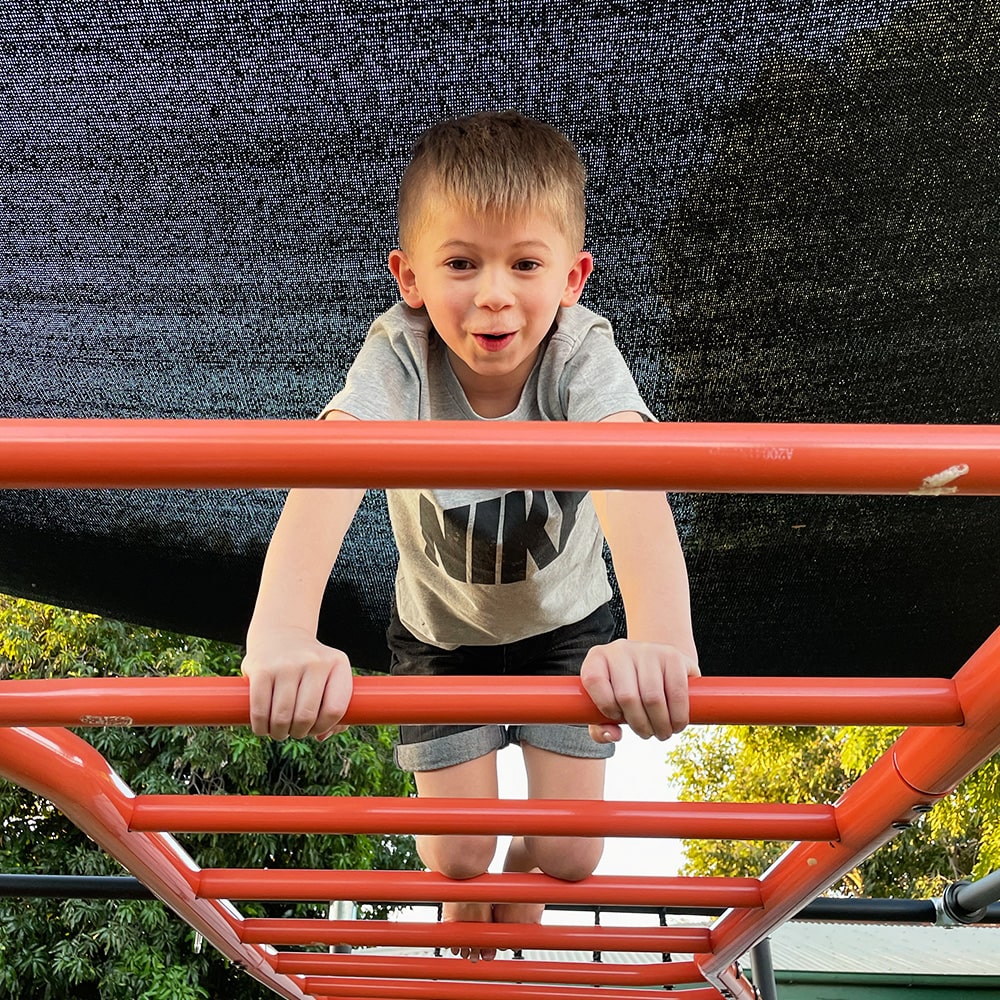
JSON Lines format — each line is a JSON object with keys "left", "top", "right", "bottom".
{"left": 240, "top": 918, "right": 712, "bottom": 953}
{"left": 197, "top": 869, "right": 763, "bottom": 909}
{"left": 277, "top": 953, "right": 700, "bottom": 987}
{"left": 128, "top": 795, "right": 838, "bottom": 841}
{"left": 0, "top": 675, "right": 965, "bottom": 728}
{"left": 302, "top": 979, "right": 726, "bottom": 1000}
{"left": 0, "top": 418, "right": 997, "bottom": 493}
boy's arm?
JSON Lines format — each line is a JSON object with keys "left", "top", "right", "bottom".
{"left": 585, "top": 410, "right": 700, "bottom": 742}
{"left": 241, "top": 411, "right": 365, "bottom": 741}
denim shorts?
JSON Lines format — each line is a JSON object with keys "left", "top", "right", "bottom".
{"left": 387, "top": 603, "right": 617, "bottom": 772}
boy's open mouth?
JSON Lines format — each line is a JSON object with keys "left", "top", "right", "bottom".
{"left": 473, "top": 332, "right": 516, "bottom": 352}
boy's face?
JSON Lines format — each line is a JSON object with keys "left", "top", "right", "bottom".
{"left": 389, "top": 195, "right": 592, "bottom": 411}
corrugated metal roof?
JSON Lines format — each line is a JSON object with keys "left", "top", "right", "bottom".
{"left": 767, "top": 921, "right": 1000, "bottom": 976}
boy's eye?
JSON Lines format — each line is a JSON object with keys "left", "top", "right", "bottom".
{"left": 445, "top": 259, "right": 474, "bottom": 271}
{"left": 513, "top": 260, "right": 541, "bottom": 271}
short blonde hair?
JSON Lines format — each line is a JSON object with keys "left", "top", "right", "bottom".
{"left": 398, "top": 111, "right": 587, "bottom": 252}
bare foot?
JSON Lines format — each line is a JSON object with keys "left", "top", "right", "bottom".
{"left": 492, "top": 899, "right": 545, "bottom": 927}
{"left": 442, "top": 900, "right": 496, "bottom": 962}
{"left": 494, "top": 837, "right": 545, "bottom": 936}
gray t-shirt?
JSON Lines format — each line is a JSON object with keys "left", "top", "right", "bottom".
{"left": 323, "top": 301, "right": 654, "bottom": 648}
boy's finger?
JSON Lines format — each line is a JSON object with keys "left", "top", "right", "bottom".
{"left": 588, "top": 723, "right": 622, "bottom": 743}
{"left": 288, "top": 669, "right": 332, "bottom": 739}
{"left": 246, "top": 671, "right": 275, "bottom": 738}
{"left": 665, "top": 653, "right": 699, "bottom": 734}
{"left": 605, "top": 657, "right": 656, "bottom": 739}
{"left": 579, "top": 650, "right": 623, "bottom": 722}
{"left": 664, "top": 667, "right": 692, "bottom": 734}
{"left": 312, "top": 663, "right": 353, "bottom": 738}
{"left": 268, "top": 673, "right": 309, "bottom": 741}
{"left": 634, "top": 653, "right": 675, "bottom": 740}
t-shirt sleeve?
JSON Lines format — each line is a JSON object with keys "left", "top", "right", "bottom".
{"left": 556, "top": 323, "right": 656, "bottom": 424}
{"left": 319, "top": 319, "right": 422, "bottom": 421}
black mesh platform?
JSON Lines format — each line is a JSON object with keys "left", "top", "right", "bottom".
{"left": 1, "top": 3, "right": 997, "bottom": 677}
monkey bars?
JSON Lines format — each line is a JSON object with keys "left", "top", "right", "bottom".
{"left": 1, "top": 419, "right": 999, "bottom": 1000}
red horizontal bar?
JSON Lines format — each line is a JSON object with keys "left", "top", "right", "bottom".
{"left": 129, "top": 795, "right": 838, "bottom": 841}
{"left": 240, "top": 918, "right": 712, "bottom": 953}
{"left": 0, "top": 675, "right": 964, "bottom": 728}
{"left": 0, "top": 418, "right": 997, "bottom": 494}
{"left": 198, "top": 869, "right": 763, "bottom": 909}
{"left": 304, "top": 978, "right": 726, "bottom": 1000}
{"left": 278, "top": 953, "right": 699, "bottom": 987}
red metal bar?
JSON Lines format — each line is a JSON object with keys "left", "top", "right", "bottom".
{"left": 0, "top": 727, "right": 309, "bottom": 1000}
{"left": 0, "top": 675, "right": 965, "bottom": 728}
{"left": 697, "top": 623, "right": 1000, "bottom": 991}
{"left": 303, "top": 979, "right": 726, "bottom": 1000}
{"left": 197, "top": 869, "right": 763, "bottom": 909}
{"left": 129, "top": 795, "right": 838, "bottom": 841}
{"left": 240, "top": 918, "right": 712, "bottom": 953}
{"left": 0, "top": 418, "right": 998, "bottom": 494}
{"left": 277, "top": 953, "right": 699, "bottom": 987}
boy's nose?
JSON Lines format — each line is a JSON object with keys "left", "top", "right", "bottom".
{"left": 473, "top": 270, "right": 516, "bottom": 310}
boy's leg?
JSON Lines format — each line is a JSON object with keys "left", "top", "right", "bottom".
{"left": 413, "top": 752, "right": 500, "bottom": 961}
{"left": 494, "top": 745, "right": 606, "bottom": 926}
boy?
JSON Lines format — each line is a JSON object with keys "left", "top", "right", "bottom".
{"left": 241, "top": 111, "right": 699, "bottom": 961}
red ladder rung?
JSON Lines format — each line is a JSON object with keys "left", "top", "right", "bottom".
{"left": 240, "top": 918, "right": 712, "bottom": 953}
{"left": 278, "top": 953, "right": 701, "bottom": 987}
{"left": 198, "top": 869, "right": 763, "bottom": 909}
{"left": 129, "top": 795, "right": 839, "bottom": 841}
{"left": 0, "top": 674, "right": 965, "bottom": 727}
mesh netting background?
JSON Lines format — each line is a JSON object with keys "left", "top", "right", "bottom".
{"left": 1, "top": 2, "right": 997, "bottom": 677}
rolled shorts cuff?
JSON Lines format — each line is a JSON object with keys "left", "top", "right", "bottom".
{"left": 393, "top": 725, "right": 508, "bottom": 772}
{"left": 510, "top": 723, "right": 615, "bottom": 760}
{"left": 394, "top": 723, "right": 615, "bottom": 772}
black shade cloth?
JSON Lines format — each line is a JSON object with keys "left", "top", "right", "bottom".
{"left": 1, "top": 2, "right": 997, "bottom": 677}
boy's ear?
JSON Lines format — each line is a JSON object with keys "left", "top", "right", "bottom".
{"left": 388, "top": 249, "right": 424, "bottom": 308}
{"left": 560, "top": 251, "right": 594, "bottom": 307}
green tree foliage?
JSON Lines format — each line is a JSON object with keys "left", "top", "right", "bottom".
{"left": 0, "top": 595, "right": 420, "bottom": 1000}
{"left": 667, "top": 724, "right": 999, "bottom": 899}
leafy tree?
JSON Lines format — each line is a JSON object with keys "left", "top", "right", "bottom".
{"left": 0, "top": 595, "right": 420, "bottom": 1000}
{"left": 667, "top": 724, "right": 999, "bottom": 899}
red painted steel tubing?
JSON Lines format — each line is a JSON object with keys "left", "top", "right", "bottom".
{"left": 198, "top": 869, "right": 763, "bottom": 909}
{"left": 129, "top": 795, "right": 839, "bottom": 841}
{"left": 698, "top": 623, "right": 1000, "bottom": 990}
{"left": 0, "top": 675, "right": 964, "bottom": 728}
{"left": 278, "top": 953, "right": 700, "bottom": 987}
{"left": 1, "top": 418, "right": 998, "bottom": 494}
{"left": 0, "top": 727, "right": 310, "bottom": 1000}
{"left": 303, "top": 979, "right": 727, "bottom": 1000}
{"left": 240, "top": 918, "right": 712, "bottom": 953}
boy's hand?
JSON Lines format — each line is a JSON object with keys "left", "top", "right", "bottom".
{"left": 241, "top": 627, "right": 353, "bottom": 741}
{"left": 580, "top": 639, "right": 699, "bottom": 743}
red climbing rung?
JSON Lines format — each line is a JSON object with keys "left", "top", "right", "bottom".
{"left": 304, "top": 982, "right": 727, "bottom": 1000}
{"left": 128, "top": 794, "right": 839, "bottom": 840}
{"left": 0, "top": 418, "right": 998, "bottom": 493}
{"left": 1, "top": 419, "right": 998, "bottom": 1000}
{"left": 0, "top": 674, "right": 965, "bottom": 728}
{"left": 196, "top": 868, "right": 763, "bottom": 908}
{"left": 278, "top": 953, "right": 702, "bottom": 986}
{"left": 239, "top": 918, "right": 712, "bottom": 952}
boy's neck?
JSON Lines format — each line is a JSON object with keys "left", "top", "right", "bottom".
{"left": 445, "top": 345, "right": 540, "bottom": 418}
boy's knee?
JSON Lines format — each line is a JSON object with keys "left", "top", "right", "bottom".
{"left": 529, "top": 836, "right": 603, "bottom": 882}
{"left": 419, "top": 834, "right": 497, "bottom": 880}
